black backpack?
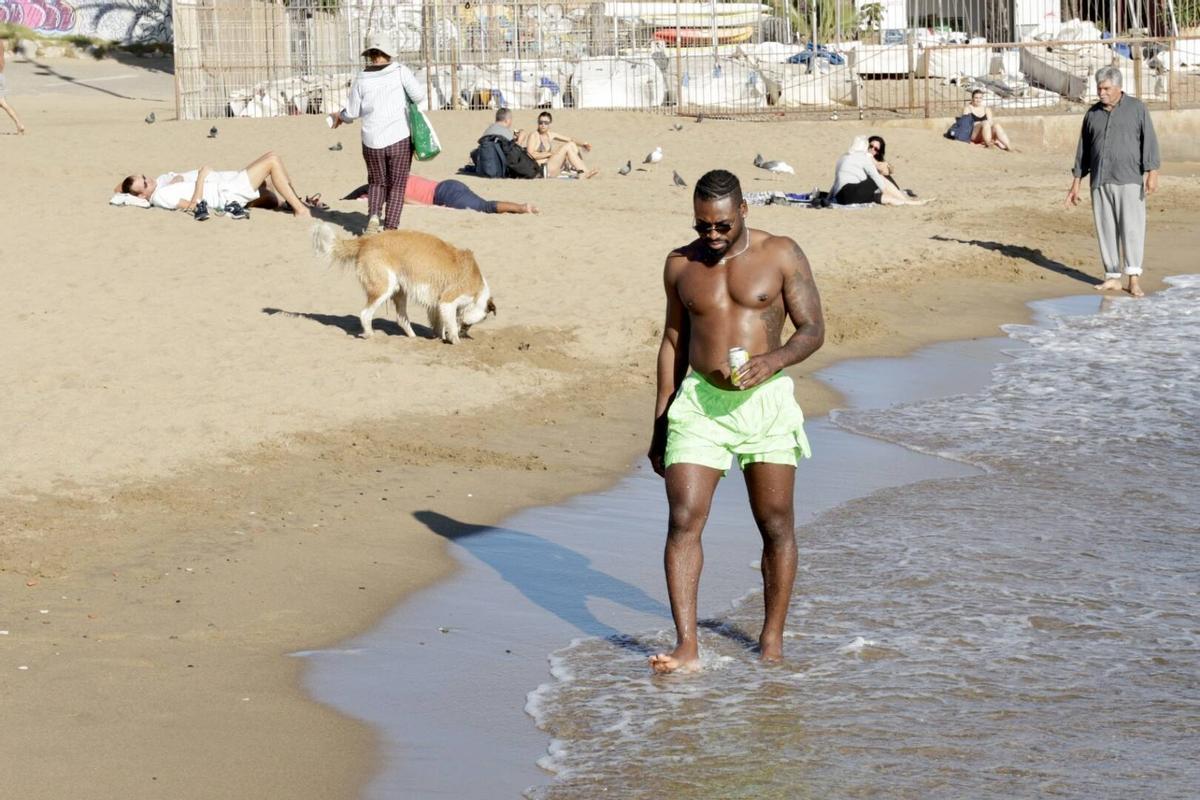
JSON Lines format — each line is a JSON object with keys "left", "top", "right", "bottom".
{"left": 473, "top": 135, "right": 507, "bottom": 178}
{"left": 501, "top": 138, "right": 540, "bottom": 179}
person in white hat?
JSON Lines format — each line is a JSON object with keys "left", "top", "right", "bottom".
{"left": 332, "top": 31, "right": 427, "bottom": 233}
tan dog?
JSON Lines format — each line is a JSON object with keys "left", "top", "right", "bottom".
{"left": 312, "top": 223, "right": 496, "bottom": 343}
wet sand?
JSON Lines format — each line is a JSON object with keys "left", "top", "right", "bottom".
{"left": 1, "top": 52, "right": 1198, "bottom": 799}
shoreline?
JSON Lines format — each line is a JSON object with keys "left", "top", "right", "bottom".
{"left": 4, "top": 264, "right": 1187, "bottom": 800}
{"left": 2, "top": 55, "right": 1198, "bottom": 799}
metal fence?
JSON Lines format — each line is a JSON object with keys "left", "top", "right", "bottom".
{"left": 172, "top": 0, "right": 1200, "bottom": 120}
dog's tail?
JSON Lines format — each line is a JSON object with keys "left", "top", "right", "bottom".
{"left": 311, "top": 222, "right": 362, "bottom": 270}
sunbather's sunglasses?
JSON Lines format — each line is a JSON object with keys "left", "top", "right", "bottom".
{"left": 693, "top": 221, "right": 734, "bottom": 234}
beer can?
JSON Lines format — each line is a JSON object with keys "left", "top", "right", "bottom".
{"left": 728, "top": 347, "right": 749, "bottom": 387}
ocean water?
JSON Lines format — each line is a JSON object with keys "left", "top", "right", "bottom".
{"left": 526, "top": 277, "right": 1200, "bottom": 799}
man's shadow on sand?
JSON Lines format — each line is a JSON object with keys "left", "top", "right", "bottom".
{"left": 932, "top": 235, "right": 1100, "bottom": 286}
{"left": 415, "top": 510, "right": 672, "bottom": 655}
{"left": 261, "top": 307, "right": 434, "bottom": 339}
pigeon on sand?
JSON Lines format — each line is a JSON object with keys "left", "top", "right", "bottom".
{"left": 617, "top": 160, "right": 632, "bottom": 175}
{"left": 753, "top": 153, "right": 795, "bottom": 175}
{"left": 145, "top": 112, "right": 156, "bottom": 124}
{"left": 208, "top": 126, "right": 218, "bottom": 138}
{"left": 672, "top": 170, "right": 687, "bottom": 187}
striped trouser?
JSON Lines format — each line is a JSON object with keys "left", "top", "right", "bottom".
{"left": 1091, "top": 182, "right": 1146, "bottom": 278}
{"left": 362, "top": 137, "right": 413, "bottom": 230}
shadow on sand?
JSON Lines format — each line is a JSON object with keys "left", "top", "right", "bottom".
{"left": 415, "top": 510, "right": 671, "bottom": 655}
{"left": 261, "top": 307, "right": 433, "bottom": 339}
{"left": 932, "top": 235, "right": 1100, "bottom": 286}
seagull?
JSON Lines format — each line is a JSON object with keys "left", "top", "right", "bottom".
{"left": 830, "top": 112, "right": 839, "bottom": 121}
{"left": 672, "top": 170, "right": 687, "bottom": 187}
{"left": 644, "top": 146, "right": 663, "bottom": 164}
{"left": 329, "top": 142, "right": 343, "bottom": 151}
{"left": 617, "top": 160, "right": 632, "bottom": 175}
{"left": 144, "top": 112, "right": 156, "bottom": 124}
{"left": 672, "top": 123, "right": 683, "bottom": 131}
{"left": 754, "top": 154, "right": 795, "bottom": 174}
{"left": 208, "top": 126, "right": 218, "bottom": 138}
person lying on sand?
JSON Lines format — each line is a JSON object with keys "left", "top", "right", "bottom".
{"left": 117, "top": 151, "right": 315, "bottom": 219}
{"left": 345, "top": 176, "right": 538, "bottom": 214}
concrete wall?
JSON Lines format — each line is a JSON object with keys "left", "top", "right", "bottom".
{"left": 876, "top": 108, "right": 1200, "bottom": 161}
{"left": 0, "top": 0, "right": 172, "bottom": 44}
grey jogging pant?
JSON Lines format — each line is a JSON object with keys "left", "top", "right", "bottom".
{"left": 1091, "top": 182, "right": 1146, "bottom": 279}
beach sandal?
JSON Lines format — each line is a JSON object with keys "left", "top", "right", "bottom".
{"left": 304, "top": 193, "right": 330, "bottom": 210}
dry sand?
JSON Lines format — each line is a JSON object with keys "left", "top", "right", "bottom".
{"left": 1, "top": 54, "right": 1198, "bottom": 798}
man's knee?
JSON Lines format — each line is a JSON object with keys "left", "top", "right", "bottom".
{"left": 754, "top": 507, "right": 795, "bottom": 543}
{"left": 667, "top": 505, "right": 708, "bottom": 539}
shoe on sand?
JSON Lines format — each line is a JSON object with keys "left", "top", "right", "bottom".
{"left": 224, "top": 201, "right": 249, "bottom": 220}
{"left": 193, "top": 200, "right": 210, "bottom": 222}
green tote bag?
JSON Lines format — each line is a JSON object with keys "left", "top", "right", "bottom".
{"left": 407, "top": 96, "right": 441, "bottom": 161}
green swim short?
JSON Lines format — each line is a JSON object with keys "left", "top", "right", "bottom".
{"left": 664, "top": 372, "right": 812, "bottom": 475}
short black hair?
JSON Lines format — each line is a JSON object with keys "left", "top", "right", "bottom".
{"left": 694, "top": 169, "right": 743, "bottom": 207}
{"left": 538, "top": 111, "right": 553, "bottom": 123}
{"left": 121, "top": 175, "right": 136, "bottom": 194}
{"left": 971, "top": 89, "right": 984, "bottom": 97}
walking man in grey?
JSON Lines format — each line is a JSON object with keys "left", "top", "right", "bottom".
{"left": 1066, "top": 66, "right": 1160, "bottom": 297}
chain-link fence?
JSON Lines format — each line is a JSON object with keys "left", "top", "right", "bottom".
{"left": 172, "top": 0, "right": 1200, "bottom": 120}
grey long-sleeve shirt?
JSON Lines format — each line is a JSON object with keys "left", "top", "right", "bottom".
{"left": 1072, "top": 93, "right": 1160, "bottom": 185}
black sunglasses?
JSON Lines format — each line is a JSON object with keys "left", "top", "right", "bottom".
{"left": 693, "top": 221, "right": 734, "bottom": 234}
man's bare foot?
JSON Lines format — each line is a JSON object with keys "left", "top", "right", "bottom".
{"left": 1094, "top": 278, "right": 1123, "bottom": 292}
{"left": 584, "top": 168, "right": 600, "bottom": 179}
{"left": 525, "top": 203, "right": 540, "bottom": 214}
{"left": 649, "top": 646, "right": 701, "bottom": 674}
{"left": 1126, "top": 279, "right": 1145, "bottom": 297}
{"left": 759, "top": 634, "right": 784, "bottom": 663}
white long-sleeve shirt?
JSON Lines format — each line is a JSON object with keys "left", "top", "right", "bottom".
{"left": 830, "top": 151, "right": 889, "bottom": 196}
{"left": 339, "top": 62, "right": 427, "bottom": 149}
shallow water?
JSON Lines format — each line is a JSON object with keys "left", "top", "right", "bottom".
{"left": 301, "top": 316, "right": 1017, "bottom": 797}
{"left": 527, "top": 279, "right": 1200, "bottom": 799}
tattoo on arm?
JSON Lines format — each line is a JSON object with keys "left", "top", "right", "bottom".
{"left": 774, "top": 241, "right": 825, "bottom": 368}
{"left": 759, "top": 303, "right": 785, "bottom": 347}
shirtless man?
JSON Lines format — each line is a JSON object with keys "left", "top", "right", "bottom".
{"left": 648, "top": 169, "right": 824, "bottom": 674}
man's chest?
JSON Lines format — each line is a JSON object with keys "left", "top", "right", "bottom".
{"left": 678, "top": 263, "right": 782, "bottom": 315}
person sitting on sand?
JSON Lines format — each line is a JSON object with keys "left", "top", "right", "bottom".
{"left": 518, "top": 111, "right": 598, "bottom": 179}
{"left": 868, "top": 135, "right": 919, "bottom": 199}
{"left": 830, "top": 136, "right": 927, "bottom": 206}
{"left": 964, "top": 89, "right": 1012, "bottom": 150}
{"left": 118, "top": 151, "right": 314, "bottom": 218}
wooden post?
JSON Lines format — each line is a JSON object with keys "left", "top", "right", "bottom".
{"left": 450, "top": 0, "right": 460, "bottom": 111}
{"left": 424, "top": 0, "right": 433, "bottom": 108}
{"left": 1132, "top": 38, "right": 1143, "bottom": 97}
{"left": 922, "top": 48, "right": 931, "bottom": 118}
{"left": 1168, "top": 34, "right": 1177, "bottom": 108}
{"left": 675, "top": 1, "right": 683, "bottom": 115}
{"left": 906, "top": 31, "right": 915, "bottom": 111}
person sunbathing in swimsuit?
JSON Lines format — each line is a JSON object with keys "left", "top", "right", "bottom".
{"left": 518, "top": 111, "right": 599, "bottom": 179}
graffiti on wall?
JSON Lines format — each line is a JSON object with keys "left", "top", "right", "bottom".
{"left": 0, "top": 0, "right": 77, "bottom": 32}
{"left": 0, "top": 0, "right": 172, "bottom": 43}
